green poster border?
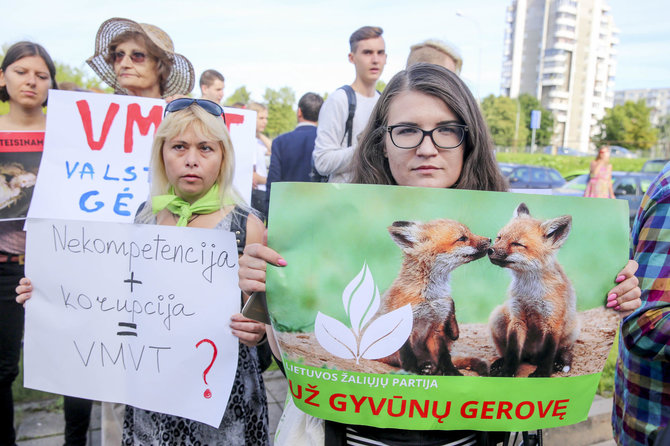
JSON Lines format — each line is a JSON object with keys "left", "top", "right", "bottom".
{"left": 283, "top": 360, "right": 599, "bottom": 431}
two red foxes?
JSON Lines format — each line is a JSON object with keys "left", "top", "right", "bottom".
{"left": 378, "top": 203, "right": 578, "bottom": 378}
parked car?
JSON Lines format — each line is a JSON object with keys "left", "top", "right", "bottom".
{"left": 497, "top": 162, "right": 516, "bottom": 177}
{"left": 505, "top": 164, "right": 566, "bottom": 189}
{"left": 608, "top": 145, "right": 636, "bottom": 158}
{"left": 641, "top": 159, "right": 669, "bottom": 173}
{"left": 543, "top": 146, "right": 582, "bottom": 156}
{"left": 553, "top": 171, "right": 656, "bottom": 224}
{"left": 562, "top": 169, "right": 588, "bottom": 182}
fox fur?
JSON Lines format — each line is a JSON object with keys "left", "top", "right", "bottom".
{"left": 378, "top": 219, "right": 491, "bottom": 376}
{"left": 487, "top": 203, "right": 580, "bottom": 377}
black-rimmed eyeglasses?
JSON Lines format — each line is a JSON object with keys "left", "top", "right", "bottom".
{"left": 386, "top": 124, "right": 468, "bottom": 150}
{"left": 164, "top": 98, "right": 226, "bottom": 124}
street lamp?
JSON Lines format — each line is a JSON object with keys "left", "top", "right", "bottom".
{"left": 455, "top": 9, "right": 482, "bottom": 102}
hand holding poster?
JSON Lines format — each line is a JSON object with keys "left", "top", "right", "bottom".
{"left": 27, "top": 90, "right": 257, "bottom": 222}
{"left": 266, "top": 183, "right": 629, "bottom": 431}
{"left": 23, "top": 218, "right": 241, "bottom": 427}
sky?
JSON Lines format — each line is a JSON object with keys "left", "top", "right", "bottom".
{"left": 4, "top": 0, "right": 670, "bottom": 103}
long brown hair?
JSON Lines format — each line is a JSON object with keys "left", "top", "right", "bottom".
{"left": 351, "top": 63, "right": 507, "bottom": 192}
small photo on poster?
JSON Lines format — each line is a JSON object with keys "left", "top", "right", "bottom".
{"left": 0, "top": 131, "right": 44, "bottom": 220}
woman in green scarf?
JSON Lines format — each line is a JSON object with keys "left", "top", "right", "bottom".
{"left": 16, "top": 99, "right": 271, "bottom": 445}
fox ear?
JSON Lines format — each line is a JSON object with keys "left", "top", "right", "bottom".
{"left": 388, "top": 221, "right": 419, "bottom": 250}
{"left": 541, "top": 215, "right": 572, "bottom": 248}
{"left": 514, "top": 202, "right": 530, "bottom": 218}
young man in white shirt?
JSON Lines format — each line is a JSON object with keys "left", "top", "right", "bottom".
{"left": 312, "top": 26, "right": 387, "bottom": 183}
{"left": 199, "top": 69, "right": 225, "bottom": 104}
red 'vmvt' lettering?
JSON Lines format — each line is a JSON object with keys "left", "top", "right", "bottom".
{"left": 225, "top": 113, "right": 245, "bottom": 131}
{"left": 124, "top": 104, "right": 163, "bottom": 153}
{"left": 77, "top": 100, "right": 120, "bottom": 151}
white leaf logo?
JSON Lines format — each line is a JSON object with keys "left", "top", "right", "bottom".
{"left": 315, "top": 263, "right": 412, "bottom": 364}
{"left": 342, "top": 262, "right": 380, "bottom": 336}
{"left": 359, "top": 304, "right": 412, "bottom": 360}
{"left": 314, "top": 312, "right": 357, "bottom": 360}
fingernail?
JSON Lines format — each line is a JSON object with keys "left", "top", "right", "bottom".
{"left": 616, "top": 275, "right": 626, "bottom": 283}
{"left": 277, "top": 258, "right": 287, "bottom": 266}
{"left": 615, "top": 305, "right": 621, "bottom": 311}
{"left": 607, "top": 293, "right": 618, "bottom": 301}
{"left": 606, "top": 300, "right": 618, "bottom": 308}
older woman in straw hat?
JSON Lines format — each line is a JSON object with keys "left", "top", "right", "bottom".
{"left": 87, "top": 17, "right": 195, "bottom": 98}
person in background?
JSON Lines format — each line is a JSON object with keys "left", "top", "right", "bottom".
{"left": 584, "top": 145, "right": 615, "bottom": 199}
{"left": 265, "top": 92, "right": 324, "bottom": 214}
{"left": 246, "top": 101, "right": 271, "bottom": 219}
{"left": 17, "top": 98, "right": 269, "bottom": 445}
{"left": 87, "top": 17, "right": 195, "bottom": 99}
{"left": 199, "top": 69, "right": 225, "bottom": 104}
{"left": 86, "top": 16, "right": 196, "bottom": 445}
{"left": 406, "top": 39, "right": 463, "bottom": 73}
{"left": 239, "top": 63, "right": 642, "bottom": 445}
{"left": 0, "top": 40, "right": 57, "bottom": 446}
{"left": 613, "top": 161, "right": 670, "bottom": 446}
{"left": 312, "top": 26, "right": 387, "bottom": 183}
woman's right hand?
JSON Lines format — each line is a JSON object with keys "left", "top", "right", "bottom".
{"left": 238, "top": 243, "right": 287, "bottom": 296}
{"left": 15, "top": 277, "right": 33, "bottom": 306}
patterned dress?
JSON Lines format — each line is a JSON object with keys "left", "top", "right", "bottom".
{"left": 123, "top": 208, "right": 269, "bottom": 446}
{"left": 584, "top": 162, "right": 613, "bottom": 198}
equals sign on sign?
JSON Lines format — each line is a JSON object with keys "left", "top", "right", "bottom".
{"left": 117, "top": 322, "right": 137, "bottom": 337}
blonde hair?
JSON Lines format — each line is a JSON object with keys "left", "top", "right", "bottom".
{"left": 139, "top": 104, "right": 243, "bottom": 220}
{"left": 407, "top": 39, "right": 463, "bottom": 74}
{"left": 246, "top": 101, "right": 267, "bottom": 113}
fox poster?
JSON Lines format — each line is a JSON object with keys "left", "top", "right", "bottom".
{"left": 266, "top": 183, "right": 629, "bottom": 431}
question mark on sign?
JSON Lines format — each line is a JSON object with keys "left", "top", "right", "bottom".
{"left": 195, "top": 339, "right": 218, "bottom": 399}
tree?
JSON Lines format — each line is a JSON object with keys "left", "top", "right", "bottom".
{"left": 596, "top": 100, "right": 658, "bottom": 151}
{"left": 655, "top": 114, "right": 670, "bottom": 157}
{"left": 263, "top": 86, "right": 296, "bottom": 138}
{"left": 224, "top": 86, "right": 251, "bottom": 106}
{"left": 517, "top": 94, "right": 554, "bottom": 147}
{"left": 54, "top": 62, "right": 107, "bottom": 91}
{"left": 481, "top": 95, "right": 528, "bottom": 149}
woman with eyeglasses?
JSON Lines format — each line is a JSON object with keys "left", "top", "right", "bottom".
{"left": 238, "top": 63, "right": 641, "bottom": 445}
{"left": 86, "top": 17, "right": 195, "bottom": 99}
{"left": 0, "top": 40, "right": 57, "bottom": 446}
{"left": 17, "top": 98, "right": 270, "bottom": 445}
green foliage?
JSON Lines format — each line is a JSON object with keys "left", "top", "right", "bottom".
{"left": 263, "top": 86, "right": 297, "bottom": 138}
{"left": 224, "top": 86, "right": 251, "bottom": 106}
{"left": 481, "top": 94, "right": 528, "bottom": 150}
{"left": 518, "top": 94, "right": 554, "bottom": 146}
{"left": 54, "top": 62, "right": 107, "bottom": 91}
{"left": 597, "top": 330, "right": 618, "bottom": 396}
{"left": 596, "top": 100, "right": 658, "bottom": 151}
{"left": 496, "top": 152, "right": 646, "bottom": 176}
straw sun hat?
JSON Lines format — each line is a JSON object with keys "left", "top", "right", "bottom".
{"left": 86, "top": 17, "right": 195, "bottom": 97}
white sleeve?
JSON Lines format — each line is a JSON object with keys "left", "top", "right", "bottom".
{"left": 312, "top": 90, "right": 355, "bottom": 178}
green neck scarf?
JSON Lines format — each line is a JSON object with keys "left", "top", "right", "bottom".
{"left": 152, "top": 184, "right": 221, "bottom": 227}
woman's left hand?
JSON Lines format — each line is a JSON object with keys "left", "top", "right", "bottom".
{"left": 230, "top": 313, "right": 267, "bottom": 347}
{"left": 607, "top": 259, "right": 641, "bottom": 317}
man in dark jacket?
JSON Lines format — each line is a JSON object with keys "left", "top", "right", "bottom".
{"left": 265, "top": 92, "right": 323, "bottom": 212}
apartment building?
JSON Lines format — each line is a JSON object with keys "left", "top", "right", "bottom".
{"left": 501, "top": 0, "right": 619, "bottom": 152}
{"left": 614, "top": 88, "right": 670, "bottom": 126}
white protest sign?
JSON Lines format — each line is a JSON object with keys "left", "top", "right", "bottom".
{"left": 28, "top": 90, "right": 255, "bottom": 222}
{"left": 23, "top": 218, "right": 241, "bottom": 427}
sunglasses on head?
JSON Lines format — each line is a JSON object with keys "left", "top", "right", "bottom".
{"left": 112, "top": 50, "right": 147, "bottom": 64}
{"left": 163, "top": 98, "right": 226, "bottom": 124}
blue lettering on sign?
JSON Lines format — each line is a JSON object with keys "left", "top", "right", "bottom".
{"left": 80, "top": 191, "right": 104, "bottom": 212}
{"left": 103, "top": 165, "right": 120, "bottom": 181}
{"left": 113, "top": 188, "right": 133, "bottom": 216}
{"left": 124, "top": 166, "right": 137, "bottom": 182}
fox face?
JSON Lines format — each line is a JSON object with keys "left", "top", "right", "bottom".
{"left": 378, "top": 219, "right": 491, "bottom": 376}
{"left": 389, "top": 219, "right": 491, "bottom": 272}
{"left": 488, "top": 203, "right": 572, "bottom": 273}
